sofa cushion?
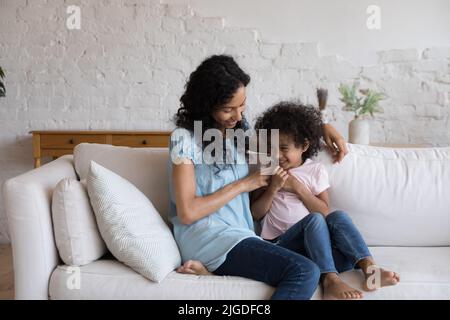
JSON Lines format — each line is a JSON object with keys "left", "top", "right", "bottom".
{"left": 49, "top": 259, "right": 277, "bottom": 300}
{"left": 86, "top": 161, "right": 181, "bottom": 282}
{"left": 316, "top": 144, "right": 450, "bottom": 246}
{"left": 49, "top": 246, "right": 450, "bottom": 300}
{"left": 74, "top": 143, "right": 170, "bottom": 224}
{"left": 52, "top": 178, "right": 107, "bottom": 266}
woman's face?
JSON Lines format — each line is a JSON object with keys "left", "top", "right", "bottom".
{"left": 212, "top": 86, "right": 247, "bottom": 131}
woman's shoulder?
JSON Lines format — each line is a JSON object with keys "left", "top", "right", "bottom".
{"left": 170, "top": 127, "right": 197, "bottom": 147}
{"left": 171, "top": 127, "right": 194, "bottom": 139}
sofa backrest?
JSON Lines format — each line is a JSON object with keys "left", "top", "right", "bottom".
{"left": 315, "top": 144, "right": 450, "bottom": 246}
{"left": 74, "top": 143, "right": 170, "bottom": 225}
{"left": 74, "top": 143, "right": 450, "bottom": 247}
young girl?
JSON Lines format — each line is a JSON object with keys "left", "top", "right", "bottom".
{"left": 249, "top": 101, "right": 400, "bottom": 299}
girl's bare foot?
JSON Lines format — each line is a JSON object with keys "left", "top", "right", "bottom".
{"left": 176, "top": 260, "right": 212, "bottom": 275}
{"left": 358, "top": 258, "right": 400, "bottom": 291}
{"left": 322, "top": 273, "right": 363, "bottom": 300}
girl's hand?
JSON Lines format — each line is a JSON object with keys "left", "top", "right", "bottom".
{"left": 282, "top": 174, "right": 306, "bottom": 194}
{"left": 268, "top": 166, "right": 289, "bottom": 193}
{"left": 242, "top": 170, "right": 270, "bottom": 193}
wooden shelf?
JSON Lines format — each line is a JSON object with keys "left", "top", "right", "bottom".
{"left": 30, "top": 130, "right": 172, "bottom": 168}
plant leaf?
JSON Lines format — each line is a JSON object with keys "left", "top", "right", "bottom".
{"left": 0, "top": 82, "right": 5, "bottom": 97}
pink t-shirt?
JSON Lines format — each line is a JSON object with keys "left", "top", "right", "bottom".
{"left": 260, "top": 159, "right": 330, "bottom": 240}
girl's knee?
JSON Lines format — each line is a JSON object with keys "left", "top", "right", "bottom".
{"left": 305, "top": 212, "right": 327, "bottom": 228}
{"left": 326, "top": 210, "right": 350, "bottom": 223}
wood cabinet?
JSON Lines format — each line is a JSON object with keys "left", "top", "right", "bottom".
{"left": 30, "top": 131, "right": 172, "bottom": 168}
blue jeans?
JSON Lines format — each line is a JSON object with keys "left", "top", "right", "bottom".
{"left": 276, "top": 210, "right": 372, "bottom": 274}
{"left": 214, "top": 237, "right": 321, "bottom": 300}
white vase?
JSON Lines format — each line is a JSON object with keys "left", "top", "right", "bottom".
{"left": 349, "top": 118, "right": 370, "bottom": 145}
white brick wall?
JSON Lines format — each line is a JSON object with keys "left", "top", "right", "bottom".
{"left": 0, "top": 0, "right": 449, "bottom": 242}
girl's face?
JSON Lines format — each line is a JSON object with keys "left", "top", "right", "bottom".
{"left": 212, "top": 86, "right": 246, "bottom": 132}
{"left": 277, "top": 134, "right": 309, "bottom": 170}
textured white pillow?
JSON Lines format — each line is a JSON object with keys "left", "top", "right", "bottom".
{"left": 86, "top": 161, "right": 181, "bottom": 282}
{"left": 52, "top": 178, "right": 107, "bottom": 266}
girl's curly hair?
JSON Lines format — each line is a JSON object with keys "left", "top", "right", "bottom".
{"left": 174, "top": 55, "right": 250, "bottom": 133}
{"left": 254, "top": 101, "right": 323, "bottom": 161}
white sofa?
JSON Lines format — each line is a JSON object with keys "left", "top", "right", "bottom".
{"left": 3, "top": 142, "right": 450, "bottom": 300}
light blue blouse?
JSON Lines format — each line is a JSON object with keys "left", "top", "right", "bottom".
{"left": 168, "top": 128, "right": 258, "bottom": 271}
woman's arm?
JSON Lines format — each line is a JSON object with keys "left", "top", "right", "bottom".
{"left": 250, "top": 187, "right": 278, "bottom": 221}
{"left": 172, "top": 162, "right": 270, "bottom": 225}
{"left": 283, "top": 175, "right": 330, "bottom": 216}
{"left": 323, "top": 123, "right": 348, "bottom": 163}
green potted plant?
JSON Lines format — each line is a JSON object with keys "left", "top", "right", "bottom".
{"left": 0, "top": 66, "right": 5, "bottom": 97}
{"left": 339, "top": 83, "right": 384, "bottom": 144}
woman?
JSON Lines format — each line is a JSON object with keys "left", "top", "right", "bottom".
{"left": 168, "top": 55, "right": 348, "bottom": 300}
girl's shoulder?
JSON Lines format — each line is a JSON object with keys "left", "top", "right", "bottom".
{"left": 291, "top": 159, "right": 327, "bottom": 176}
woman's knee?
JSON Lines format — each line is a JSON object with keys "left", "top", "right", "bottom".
{"left": 305, "top": 260, "right": 321, "bottom": 284}
{"left": 289, "top": 257, "right": 320, "bottom": 284}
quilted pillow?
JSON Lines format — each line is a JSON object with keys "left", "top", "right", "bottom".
{"left": 86, "top": 161, "right": 181, "bottom": 282}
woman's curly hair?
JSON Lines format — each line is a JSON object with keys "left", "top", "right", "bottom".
{"left": 174, "top": 55, "right": 250, "bottom": 133}
{"left": 254, "top": 101, "right": 323, "bottom": 161}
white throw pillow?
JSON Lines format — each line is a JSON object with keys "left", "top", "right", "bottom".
{"left": 52, "top": 178, "right": 107, "bottom": 266}
{"left": 86, "top": 161, "right": 181, "bottom": 282}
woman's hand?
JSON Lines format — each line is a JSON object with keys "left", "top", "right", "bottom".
{"left": 323, "top": 123, "right": 348, "bottom": 163}
{"left": 242, "top": 170, "right": 271, "bottom": 193}
{"left": 268, "top": 166, "right": 289, "bottom": 193}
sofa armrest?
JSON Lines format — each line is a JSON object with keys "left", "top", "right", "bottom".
{"left": 2, "top": 155, "right": 77, "bottom": 299}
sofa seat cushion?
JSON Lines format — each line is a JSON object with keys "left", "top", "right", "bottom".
{"left": 49, "top": 247, "right": 450, "bottom": 300}
{"left": 49, "top": 259, "right": 278, "bottom": 300}
{"left": 338, "top": 247, "right": 450, "bottom": 299}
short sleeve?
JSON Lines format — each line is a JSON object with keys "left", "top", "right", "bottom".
{"left": 311, "top": 163, "right": 330, "bottom": 195}
{"left": 169, "top": 128, "right": 198, "bottom": 165}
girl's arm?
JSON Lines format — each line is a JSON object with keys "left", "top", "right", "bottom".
{"left": 284, "top": 175, "right": 330, "bottom": 216}
{"left": 250, "top": 167, "right": 288, "bottom": 221}
{"left": 172, "top": 162, "right": 270, "bottom": 225}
